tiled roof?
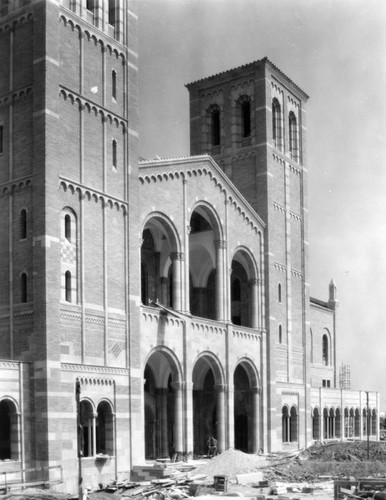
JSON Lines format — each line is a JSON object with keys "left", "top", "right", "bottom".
{"left": 185, "top": 57, "right": 309, "bottom": 99}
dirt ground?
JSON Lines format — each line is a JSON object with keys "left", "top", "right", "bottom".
{"left": 2, "top": 442, "right": 386, "bottom": 500}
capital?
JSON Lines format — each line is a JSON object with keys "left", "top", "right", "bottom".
{"left": 171, "top": 251, "right": 184, "bottom": 261}
{"left": 171, "top": 381, "right": 185, "bottom": 391}
{"left": 214, "top": 240, "right": 227, "bottom": 250}
{"left": 214, "top": 384, "right": 227, "bottom": 392}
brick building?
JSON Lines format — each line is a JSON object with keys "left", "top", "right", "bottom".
{"left": 0, "top": 0, "right": 379, "bottom": 494}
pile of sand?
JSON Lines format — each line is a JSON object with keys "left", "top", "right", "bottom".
{"left": 193, "top": 448, "right": 268, "bottom": 479}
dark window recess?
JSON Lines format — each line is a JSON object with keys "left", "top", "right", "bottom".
{"left": 241, "top": 100, "right": 251, "bottom": 138}
{"left": 211, "top": 109, "right": 220, "bottom": 146}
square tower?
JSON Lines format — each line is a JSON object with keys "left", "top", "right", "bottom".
{"left": 0, "top": 0, "right": 141, "bottom": 488}
{"left": 186, "top": 59, "right": 311, "bottom": 449}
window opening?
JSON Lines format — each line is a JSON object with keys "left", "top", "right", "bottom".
{"left": 0, "top": 125, "right": 3, "bottom": 154}
{"left": 272, "top": 98, "right": 282, "bottom": 150}
{"left": 65, "top": 271, "right": 72, "bottom": 303}
{"left": 86, "top": 0, "right": 95, "bottom": 12}
{"left": 112, "top": 139, "right": 117, "bottom": 168}
{"left": 241, "top": 100, "right": 251, "bottom": 138}
{"left": 112, "top": 70, "right": 117, "bottom": 100}
{"left": 80, "top": 400, "right": 93, "bottom": 457}
{"left": 211, "top": 108, "right": 220, "bottom": 146}
{"left": 322, "top": 334, "right": 329, "bottom": 365}
{"left": 64, "top": 214, "right": 71, "bottom": 241}
{"left": 21, "top": 273, "right": 27, "bottom": 303}
{"left": 20, "top": 209, "right": 27, "bottom": 239}
{"left": 278, "top": 324, "right": 282, "bottom": 344}
{"left": 278, "top": 283, "right": 282, "bottom": 303}
{"left": 289, "top": 112, "right": 298, "bottom": 160}
{"left": 108, "top": 0, "right": 116, "bottom": 26}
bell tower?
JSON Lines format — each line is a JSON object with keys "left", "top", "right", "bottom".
{"left": 186, "top": 58, "right": 311, "bottom": 449}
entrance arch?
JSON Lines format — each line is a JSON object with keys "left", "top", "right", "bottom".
{"left": 192, "top": 353, "right": 225, "bottom": 455}
{"left": 189, "top": 205, "right": 223, "bottom": 320}
{"left": 141, "top": 214, "right": 181, "bottom": 310}
{"left": 144, "top": 349, "right": 183, "bottom": 459}
{"left": 233, "top": 361, "right": 260, "bottom": 453}
{"left": 230, "top": 248, "right": 259, "bottom": 328}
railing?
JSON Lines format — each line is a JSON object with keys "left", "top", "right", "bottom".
{"left": 0, "top": 464, "right": 62, "bottom": 492}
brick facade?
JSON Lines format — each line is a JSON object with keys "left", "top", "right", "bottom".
{"left": 0, "top": 0, "right": 379, "bottom": 495}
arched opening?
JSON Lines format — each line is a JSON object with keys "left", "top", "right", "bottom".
{"left": 189, "top": 208, "right": 221, "bottom": 320}
{"left": 241, "top": 100, "right": 251, "bottom": 138}
{"left": 230, "top": 249, "right": 259, "bottom": 328}
{"left": 64, "top": 214, "right": 71, "bottom": 241}
{"left": 80, "top": 400, "right": 94, "bottom": 457}
{"left": 192, "top": 355, "right": 224, "bottom": 455}
{"left": 278, "top": 324, "right": 283, "bottom": 344}
{"left": 312, "top": 408, "right": 320, "bottom": 440}
{"left": 272, "top": 98, "right": 282, "bottom": 150}
{"left": 290, "top": 406, "right": 298, "bottom": 442}
{"left": 211, "top": 107, "right": 220, "bottom": 146}
{"left": 335, "top": 408, "right": 342, "bottom": 438}
{"left": 20, "top": 209, "right": 27, "bottom": 239}
{"left": 0, "top": 399, "right": 18, "bottom": 460}
{"left": 65, "top": 271, "right": 72, "bottom": 303}
{"left": 20, "top": 273, "right": 27, "bottom": 303}
{"left": 233, "top": 364, "right": 259, "bottom": 453}
{"left": 282, "top": 406, "right": 289, "bottom": 442}
{"left": 96, "top": 401, "right": 114, "bottom": 455}
{"left": 288, "top": 111, "right": 298, "bottom": 160}
{"left": 144, "top": 351, "right": 181, "bottom": 459}
{"left": 354, "top": 408, "right": 360, "bottom": 437}
{"left": 322, "top": 334, "right": 329, "bottom": 365}
{"left": 141, "top": 217, "right": 179, "bottom": 309}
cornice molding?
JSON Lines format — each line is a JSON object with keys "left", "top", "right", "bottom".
{"left": 0, "top": 86, "right": 32, "bottom": 108}
{"left": 0, "top": 12, "right": 33, "bottom": 36}
{"left": 59, "top": 178, "right": 128, "bottom": 214}
{"left": 0, "top": 177, "right": 32, "bottom": 198}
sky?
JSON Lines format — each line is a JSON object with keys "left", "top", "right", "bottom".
{"left": 137, "top": 0, "right": 386, "bottom": 408}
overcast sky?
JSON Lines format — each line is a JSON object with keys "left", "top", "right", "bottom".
{"left": 137, "top": 0, "right": 386, "bottom": 408}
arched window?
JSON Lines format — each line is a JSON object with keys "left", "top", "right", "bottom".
{"left": 0, "top": 399, "right": 18, "bottom": 460}
{"left": 96, "top": 401, "right": 114, "bottom": 455}
{"left": 211, "top": 108, "right": 220, "bottom": 146}
{"left": 109, "top": 0, "right": 117, "bottom": 28}
{"left": 278, "top": 324, "right": 282, "bottom": 344}
{"left": 312, "top": 408, "right": 320, "bottom": 440}
{"left": 65, "top": 271, "right": 72, "bottom": 303}
{"left": 20, "top": 209, "right": 27, "bottom": 239}
{"left": 20, "top": 273, "right": 27, "bottom": 303}
{"left": 282, "top": 406, "right": 289, "bottom": 442}
{"left": 278, "top": 282, "right": 282, "bottom": 303}
{"left": 241, "top": 100, "right": 251, "bottom": 138}
{"left": 112, "top": 70, "right": 117, "bottom": 100}
{"left": 64, "top": 214, "right": 71, "bottom": 241}
{"left": 112, "top": 139, "right": 117, "bottom": 168}
{"left": 322, "top": 334, "right": 329, "bottom": 365}
{"left": 272, "top": 98, "right": 282, "bottom": 150}
{"left": 289, "top": 111, "right": 298, "bottom": 160}
{"left": 290, "top": 406, "right": 298, "bottom": 441}
{"left": 80, "top": 400, "right": 94, "bottom": 457}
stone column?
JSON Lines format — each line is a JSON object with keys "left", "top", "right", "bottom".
{"left": 171, "top": 381, "right": 184, "bottom": 456}
{"left": 249, "top": 278, "right": 259, "bottom": 328}
{"left": 215, "top": 384, "right": 227, "bottom": 452}
{"left": 185, "top": 381, "right": 194, "bottom": 456}
{"left": 215, "top": 240, "right": 226, "bottom": 321}
{"left": 171, "top": 252, "right": 183, "bottom": 311}
{"left": 251, "top": 387, "right": 260, "bottom": 453}
{"left": 157, "top": 389, "right": 169, "bottom": 457}
{"left": 92, "top": 412, "right": 97, "bottom": 456}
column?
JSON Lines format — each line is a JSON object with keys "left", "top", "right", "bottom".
{"left": 249, "top": 279, "right": 259, "bottom": 328}
{"left": 92, "top": 412, "right": 97, "bottom": 456}
{"left": 251, "top": 387, "right": 260, "bottom": 453}
{"left": 171, "top": 252, "right": 183, "bottom": 311}
{"left": 157, "top": 389, "right": 169, "bottom": 457}
{"left": 215, "top": 240, "right": 226, "bottom": 321}
{"left": 185, "top": 381, "right": 194, "bottom": 456}
{"left": 215, "top": 384, "right": 227, "bottom": 453}
{"left": 171, "top": 381, "right": 184, "bottom": 457}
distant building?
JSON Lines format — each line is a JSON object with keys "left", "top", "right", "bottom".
{"left": 0, "top": 0, "right": 380, "bottom": 494}
{"left": 339, "top": 363, "right": 351, "bottom": 390}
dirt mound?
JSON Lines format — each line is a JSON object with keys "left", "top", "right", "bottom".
{"left": 193, "top": 448, "right": 268, "bottom": 478}
{"left": 307, "top": 441, "right": 386, "bottom": 462}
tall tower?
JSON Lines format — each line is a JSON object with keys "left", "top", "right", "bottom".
{"left": 186, "top": 58, "right": 310, "bottom": 449}
{"left": 0, "top": 0, "right": 140, "bottom": 488}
